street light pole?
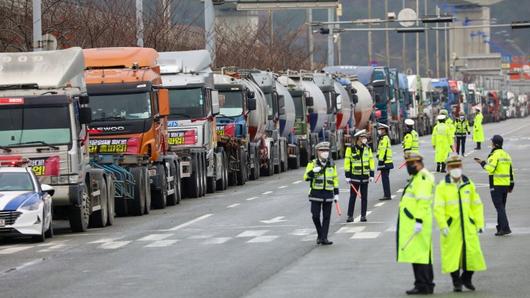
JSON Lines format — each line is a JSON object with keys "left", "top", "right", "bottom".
{"left": 385, "top": 0, "right": 390, "bottom": 66}
{"left": 402, "top": 0, "right": 407, "bottom": 71}
{"left": 32, "top": 0, "right": 42, "bottom": 51}
{"left": 415, "top": 0, "right": 420, "bottom": 75}
{"left": 136, "top": 0, "right": 144, "bottom": 47}
{"left": 424, "top": 0, "right": 430, "bottom": 76}
{"left": 368, "top": 0, "right": 372, "bottom": 64}
{"left": 327, "top": 8, "right": 334, "bottom": 66}
{"left": 435, "top": 5, "right": 440, "bottom": 77}
{"left": 205, "top": 0, "right": 216, "bottom": 65}
{"left": 307, "top": 9, "right": 314, "bottom": 69}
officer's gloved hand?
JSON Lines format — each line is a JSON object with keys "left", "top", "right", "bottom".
{"left": 441, "top": 227, "right": 449, "bottom": 236}
{"left": 369, "top": 177, "right": 375, "bottom": 183}
{"left": 312, "top": 166, "right": 322, "bottom": 173}
{"left": 414, "top": 222, "right": 423, "bottom": 233}
{"left": 333, "top": 195, "right": 339, "bottom": 202}
{"left": 478, "top": 228, "right": 483, "bottom": 234}
{"left": 345, "top": 177, "right": 351, "bottom": 183}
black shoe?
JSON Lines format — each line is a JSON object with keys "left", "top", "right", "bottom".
{"left": 321, "top": 239, "right": 333, "bottom": 245}
{"left": 463, "top": 282, "right": 475, "bottom": 291}
{"left": 406, "top": 288, "right": 431, "bottom": 295}
{"left": 495, "top": 230, "right": 512, "bottom": 236}
{"left": 360, "top": 217, "right": 367, "bottom": 222}
{"left": 453, "top": 285, "right": 463, "bottom": 292}
{"left": 379, "top": 197, "right": 391, "bottom": 201}
{"left": 347, "top": 217, "right": 354, "bottom": 223}
{"left": 316, "top": 238, "right": 322, "bottom": 245}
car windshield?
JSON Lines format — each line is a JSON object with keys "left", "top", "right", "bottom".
{"left": 0, "top": 172, "right": 34, "bottom": 191}
{"left": 293, "top": 96, "right": 304, "bottom": 119}
{"left": 219, "top": 91, "right": 243, "bottom": 117}
{"left": 90, "top": 92, "right": 151, "bottom": 121}
{"left": 168, "top": 88, "right": 206, "bottom": 119}
{"left": 0, "top": 105, "right": 71, "bottom": 147}
{"left": 265, "top": 93, "right": 274, "bottom": 117}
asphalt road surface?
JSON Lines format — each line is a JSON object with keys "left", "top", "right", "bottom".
{"left": 1, "top": 118, "right": 529, "bottom": 298}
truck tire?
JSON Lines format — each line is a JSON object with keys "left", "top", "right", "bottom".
{"left": 185, "top": 154, "right": 201, "bottom": 198}
{"left": 128, "top": 167, "right": 146, "bottom": 216}
{"left": 200, "top": 153, "right": 207, "bottom": 196}
{"left": 89, "top": 177, "right": 108, "bottom": 228}
{"left": 106, "top": 175, "right": 115, "bottom": 226}
{"left": 144, "top": 167, "right": 152, "bottom": 215}
{"left": 274, "top": 144, "right": 280, "bottom": 174}
{"left": 237, "top": 147, "right": 247, "bottom": 186}
{"left": 300, "top": 147, "right": 309, "bottom": 167}
{"left": 249, "top": 147, "right": 259, "bottom": 181}
{"left": 68, "top": 184, "right": 90, "bottom": 233}
{"left": 216, "top": 150, "right": 227, "bottom": 191}
{"left": 115, "top": 195, "right": 128, "bottom": 217}
{"left": 167, "top": 161, "right": 179, "bottom": 206}
{"left": 280, "top": 143, "right": 287, "bottom": 172}
{"left": 152, "top": 164, "right": 168, "bottom": 209}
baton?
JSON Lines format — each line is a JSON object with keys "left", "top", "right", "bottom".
{"left": 374, "top": 171, "right": 382, "bottom": 183}
{"left": 335, "top": 201, "right": 342, "bottom": 216}
{"left": 398, "top": 161, "right": 407, "bottom": 169}
{"left": 349, "top": 183, "right": 361, "bottom": 197}
{"left": 401, "top": 232, "right": 418, "bottom": 251}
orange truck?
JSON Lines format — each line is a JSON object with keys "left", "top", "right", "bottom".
{"left": 84, "top": 47, "right": 180, "bottom": 216}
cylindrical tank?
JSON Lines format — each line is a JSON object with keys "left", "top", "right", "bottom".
{"left": 351, "top": 80, "right": 373, "bottom": 130}
{"left": 241, "top": 79, "right": 268, "bottom": 142}
{"left": 334, "top": 81, "right": 352, "bottom": 129}
{"left": 299, "top": 78, "right": 327, "bottom": 133}
{"left": 275, "top": 81, "right": 295, "bottom": 138}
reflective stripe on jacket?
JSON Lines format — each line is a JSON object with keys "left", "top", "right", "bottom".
{"left": 403, "top": 130, "right": 420, "bottom": 153}
{"left": 434, "top": 175, "right": 486, "bottom": 274}
{"left": 455, "top": 119, "right": 470, "bottom": 135}
{"left": 377, "top": 135, "right": 394, "bottom": 170}
{"left": 483, "top": 148, "right": 514, "bottom": 187}
{"left": 397, "top": 168, "right": 435, "bottom": 264}
{"left": 344, "top": 145, "right": 375, "bottom": 183}
{"left": 304, "top": 159, "right": 339, "bottom": 201}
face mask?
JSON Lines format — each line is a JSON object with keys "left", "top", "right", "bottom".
{"left": 361, "top": 138, "right": 368, "bottom": 144}
{"left": 450, "top": 168, "right": 462, "bottom": 179}
{"left": 459, "top": 116, "right": 464, "bottom": 120}
{"left": 378, "top": 130, "right": 384, "bottom": 136}
{"left": 319, "top": 151, "right": 329, "bottom": 160}
{"left": 406, "top": 164, "right": 419, "bottom": 175}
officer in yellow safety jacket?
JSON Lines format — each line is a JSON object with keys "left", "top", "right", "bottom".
{"left": 434, "top": 155, "right": 486, "bottom": 292}
{"left": 377, "top": 123, "right": 394, "bottom": 200}
{"left": 431, "top": 115, "right": 452, "bottom": 173}
{"left": 344, "top": 129, "right": 374, "bottom": 222}
{"left": 472, "top": 107, "right": 484, "bottom": 150}
{"left": 474, "top": 135, "right": 514, "bottom": 236}
{"left": 397, "top": 152, "right": 436, "bottom": 295}
{"left": 304, "top": 141, "right": 339, "bottom": 245}
{"left": 454, "top": 111, "right": 471, "bottom": 156}
{"left": 440, "top": 109, "right": 455, "bottom": 142}
{"left": 403, "top": 118, "right": 420, "bottom": 154}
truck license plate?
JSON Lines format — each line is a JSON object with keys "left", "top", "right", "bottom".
{"left": 0, "top": 219, "right": 5, "bottom": 227}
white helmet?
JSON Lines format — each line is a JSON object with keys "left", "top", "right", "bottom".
{"left": 437, "top": 114, "right": 446, "bottom": 120}
{"left": 404, "top": 119, "right": 415, "bottom": 126}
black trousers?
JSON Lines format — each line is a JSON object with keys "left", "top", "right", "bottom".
{"left": 491, "top": 187, "right": 511, "bottom": 232}
{"left": 451, "top": 270, "right": 474, "bottom": 287}
{"left": 412, "top": 263, "right": 435, "bottom": 292}
{"left": 456, "top": 135, "right": 467, "bottom": 155}
{"left": 311, "top": 201, "right": 332, "bottom": 240}
{"left": 381, "top": 169, "right": 391, "bottom": 198}
{"left": 475, "top": 142, "right": 481, "bottom": 149}
{"left": 436, "top": 163, "right": 446, "bottom": 173}
{"left": 348, "top": 182, "right": 368, "bottom": 217}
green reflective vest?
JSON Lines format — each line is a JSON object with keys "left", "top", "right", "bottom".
{"left": 304, "top": 159, "right": 339, "bottom": 201}
{"left": 397, "top": 168, "right": 435, "bottom": 264}
{"left": 344, "top": 145, "right": 375, "bottom": 183}
{"left": 377, "top": 135, "right": 394, "bottom": 169}
{"left": 403, "top": 130, "right": 420, "bottom": 153}
{"left": 434, "top": 175, "right": 486, "bottom": 274}
{"left": 483, "top": 148, "right": 514, "bottom": 187}
{"left": 455, "top": 119, "right": 470, "bottom": 136}
{"left": 473, "top": 112, "right": 484, "bottom": 142}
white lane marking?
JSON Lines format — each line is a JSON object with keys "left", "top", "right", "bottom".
{"left": 227, "top": 203, "right": 240, "bottom": 208}
{"left": 236, "top": 230, "right": 269, "bottom": 238}
{"left": 301, "top": 234, "right": 318, "bottom": 242}
{"left": 504, "top": 122, "right": 530, "bottom": 136}
{"left": 203, "top": 237, "right": 232, "bottom": 244}
{"left": 464, "top": 150, "right": 475, "bottom": 157}
{"left": 262, "top": 191, "right": 273, "bottom": 195}
{"left": 386, "top": 226, "right": 397, "bottom": 232}
{"left": 340, "top": 188, "right": 350, "bottom": 192}
{"left": 99, "top": 241, "right": 131, "bottom": 250}
{"left": 351, "top": 232, "right": 381, "bottom": 239}
{"left": 246, "top": 197, "right": 258, "bottom": 201}
{"left": 138, "top": 234, "right": 173, "bottom": 242}
{"left": 260, "top": 216, "right": 287, "bottom": 224}
{"left": 38, "top": 244, "right": 67, "bottom": 253}
{"left": 247, "top": 235, "right": 279, "bottom": 243}
{"left": 89, "top": 238, "right": 122, "bottom": 244}
{"left": 12, "top": 258, "right": 45, "bottom": 271}
{"left": 145, "top": 240, "right": 178, "bottom": 248}
{"left": 0, "top": 246, "right": 33, "bottom": 255}
{"left": 290, "top": 229, "right": 314, "bottom": 236}
{"left": 396, "top": 188, "right": 404, "bottom": 193}
{"left": 292, "top": 180, "right": 302, "bottom": 184}
{"left": 166, "top": 214, "right": 213, "bottom": 231}
{"left": 366, "top": 211, "right": 373, "bottom": 216}
{"left": 278, "top": 185, "right": 287, "bottom": 189}
{"left": 391, "top": 195, "right": 396, "bottom": 199}
{"left": 336, "top": 226, "right": 366, "bottom": 234}
{"left": 374, "top": 202, "right": 385, "bottom": 207}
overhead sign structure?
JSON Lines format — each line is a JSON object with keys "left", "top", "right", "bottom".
{"left": 235, "top": 0, "right": 338, "bottom": 10}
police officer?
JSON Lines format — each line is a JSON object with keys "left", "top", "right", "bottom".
{"left": 304, "top": 142, "right": 339, "bottom": 245}
{"left": 403, "top": 119, "right": 420, "bottom": 154}
{"left": 377, "top": 123, "right": 394, "bottom": 200}
{"left": 432, "top": 115, "right": 452, "bottom": 173}
{"left": 474, "top": 135, "right": 514, "bottom": 236}
{"left": 397, "top": 152, "right": 436, "bottom": 295}
{"left": 344, "top": 129, "right": 374, "bottom": 222}
{"left": 454, "top": 111, "right": 471, "bottom": 156}
{"left": 434, "top": 155, "right": 486, "bottom": 292}
{"left": 473, "top": 107, "right": 484, "bottom": 150}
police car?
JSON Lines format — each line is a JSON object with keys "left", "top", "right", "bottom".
{"left": 0, "top": 165, "right": 54, "bottom": 242}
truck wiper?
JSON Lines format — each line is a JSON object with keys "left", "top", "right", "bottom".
{"left": 0, "top": 83, "right": 39, "bottom": 90}
{"left": 10, "top": 141, "right": 59, "bottom": 150}
{"left": 95, "top": 116, "right": 126, "bottom": 121}
{"left": 0, "top": 145, "right": 12, "bottom": 153}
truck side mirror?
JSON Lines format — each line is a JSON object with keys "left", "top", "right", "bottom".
{"left": 79, "top": 95, "right": 90, "bottom": 105}
{"left": 247, "top": 97, "right": 256, "bottom": 111}
{"left": 79, "top": 107, "right": 92, "bottom": 124}
{"left": 211, "top": 90, "right": 220, "bottom": 116}
{"left": 305, "top": 96, "right": 314, "bottom": 106}
{"left": 158, "top": 88, "right": 170, "bottom": 117}
{"left": 247, "top": 90, "right": 255, "bottom": 99}
{"left": 41, "top": 184, "right": 55, "bottom": 196}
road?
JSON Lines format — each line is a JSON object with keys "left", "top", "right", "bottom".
{"left": 1, "top": 118, "right": 529, "bottom": 298}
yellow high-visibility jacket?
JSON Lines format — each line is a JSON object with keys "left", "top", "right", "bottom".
{"left": 403, "top": 130, "right": 420, "bottom": 154}
{"left": 482, "top": 148, "right": 514, "bottom": 188}
{"left": 446, "top": 117, "right": 456, "bottom": 140}
{"left": 473, "top": 112, "right": 484, "bottom": 142}
{"left": 377, "top": 135, "right": 394, "bottom": 170}
{"left": 344, "top": 144, "right": 375, "bottom": 183}
{"left": 431, "top": 122, "right": 452, "bottom": 163}
{"left": 304, "top": 159, "right": 339, "bottom": 202}
{"left": 434, "top": 175, "right": 486, "bottom": 274}
{"left": 397, "top": 168, "right": 435, "bottom": 264}
{"left": 455, "top": 119, "right": 470, "bottom": 136}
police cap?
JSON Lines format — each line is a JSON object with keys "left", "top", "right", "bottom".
{"left": 353, "top": 129, "right": 368, "bottom": 138}
{"left": 315, "top": 141, "right": 330, "bottom": 151}
{"left": 446, "top": 154, "right": 463, "bottom": 166}
{"left": 404, "top": 152, "right": 423, "bottom": 162}
{"left": 404, "top": 119, "right": 415, "bottom": 126}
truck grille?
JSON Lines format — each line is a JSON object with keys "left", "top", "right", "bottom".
{"left": 0, "top": 211, "right": 22, "bottom": 225}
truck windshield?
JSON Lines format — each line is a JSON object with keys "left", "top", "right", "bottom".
{"left": 293, "top": 96, "right": 305, "bottom": 119}
{"left": 168, "top": 88, "right": 206, "bottom": 119}
{"left": 90, "top": 92, "right": 151, "bottom": 121}
{"left": 0, "top": 172, "right": 34, "bottom": 192}
{"left": 219, "top": 91, "right": 243, "bottom": 117}
{"left": 373, "top": 86, "right": 387, "bottom": 104}
{"left": 0, "top": 105, "right": 71, "bottom": 147}
{"left": 265, "top": 93, "right": 274, "bottom": 117}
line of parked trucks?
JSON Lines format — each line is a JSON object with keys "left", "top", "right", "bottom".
{"left": 0, "top": 47, "right": 528, "bottom": 234}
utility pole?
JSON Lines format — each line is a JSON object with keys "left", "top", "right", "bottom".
{"left": 444, "top": 23, "right": 448, "bottom": 77}
{"left": 32, "top": 0, "right": 42, "bottom": 51}
{"left": 163, "top": 0, "right": 171, "bottom": 28}
{"left": 435, "top": 5, "right": 440, "bottom": 77}
{"left": 402, "top": 0, "right": 407, "bottom": 71}
{"left": 205, "top": 0, "right": 216, "bottom": 65}
{"left": 385, "top": 0, "right": 390, "bottom": 66}
{"left": 136, "top": 0, "right": 144, "bottom": 47}
{"left": 307, "top": 9, "right": 314, "bottom": 69}
{"left": 368, "top": 0, "right": 372, "bottom": 64}
{"left": 327, "top": 8, "right": 334, "bottom": 66}
{"left": 415, "top": 0, "right": 420, "bottom": 75}
{"left": 424, "top": 0, "right": 430, "bottom": 76}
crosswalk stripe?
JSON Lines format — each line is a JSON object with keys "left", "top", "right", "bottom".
{"left": 237, "top": 230, "right": 269, "bottom": 238}
{"left": 278, "top": 185, "right": 287, "bottom": 189}
{"left": 247, "top": 236, "right": 279, "bottom": 243}
{"left": 351, "top": 232, "right": 381, "bottom": 239}
{"left": 292, "top": 180, "right": 302, "bottom": 184}
{"left": 138, "top": 234, "right": 173, "bottom": 242}
{"left": 99, "top": 241, "right": 131, "bottom": 250}
{"left": 336, "top": 226, "right": 366, "bottom": 234}
{"left": 145, "top": 240, "right": 178, "bottom": 248}
{"left": 203, "top": 237, "right": 232, "bottom": 244}
{"left": 374, "top": 202, "right": 385, "bottom": 207}
{"left": 227, "top": 203, "right": 240, "bottom": 208}
{"left": 0, "top": 246, "right": 33, "bottom": 255}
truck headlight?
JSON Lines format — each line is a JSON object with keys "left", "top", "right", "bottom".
{"left": 19, "top": 196, "right": 42, "bottom": 211}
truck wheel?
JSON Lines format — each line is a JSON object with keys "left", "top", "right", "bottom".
{"left": 274, "top": 144, "right": 280, "bottom": 174}
{"left": 152, "top": 164, "right": 168, "bottom": 209}
{"left": 44, "top": 214, "right": 54, "bottom": 239}
{"left": 128, "top": 167, "right": 146, "bottom": 216}
{"left": 237, "top": 147, "right": 247, "bottom": 185}
{"left": 106, "top": 175, "right": 115, "bottom": 226}
{"left": 185, "top": 154, "right": 201, "bottom": 198}
{"left": 115, "top": 195, "right": 128, "bottom": 217}
{"left": 167, "top": 161, "right": 179, "bottom": 206}
{"left": 68, "top": 184, "right": 90, "bottom": 232}
{"left": 216, "top": 150, "right": 227, "bottom": 191}
{"left": 144, "top": 167, "right": 152, "bottom": 214}
{"left": 200, "top": 153, "right": 207, "bottom": 196}
{"left": 300, "top": 148, "right": 309, "bottom": 167}
{"left": 32, "top": 209, "right": 47, "bottom": 242}
{"left": 90, "top": 177, "right": 108, "bottom": 228}
{"left": 280, "top": 144, "right": 287, "bottom": 172}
